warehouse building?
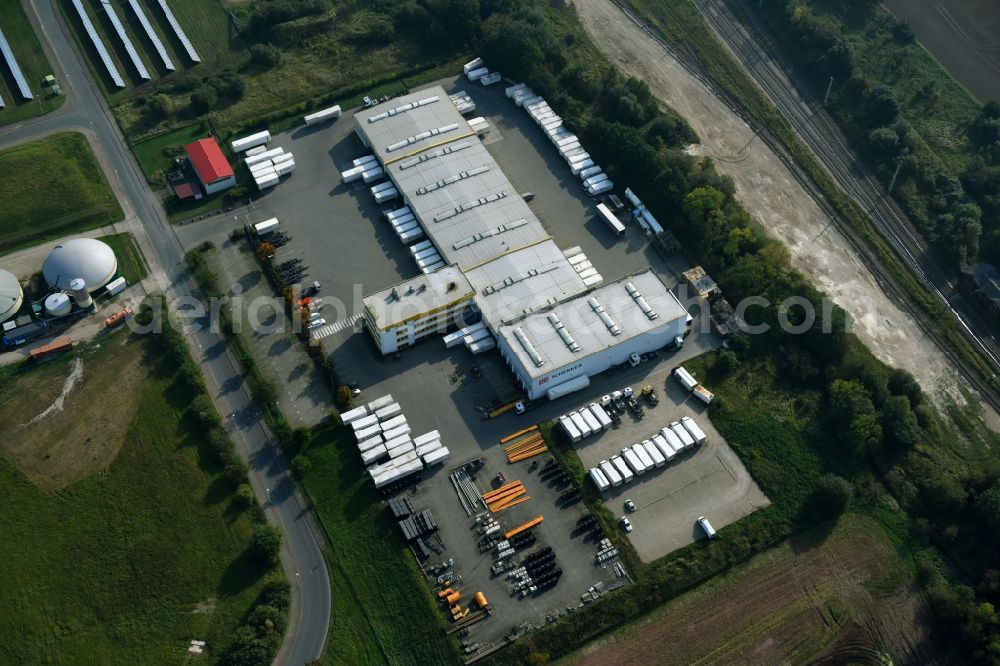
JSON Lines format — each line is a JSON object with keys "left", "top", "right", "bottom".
{"left": 0, "top": 268, "right": 23, "bottom": 324}
{"left": 355, "top": 87, "right": 688, "bottom": 401}
{"left": 497, "top": 269, "right": 688, "bottom": 400}
{"left": 184, "top": 137, "right": 236, "bottom": 195}
{"left": 42, "top": 238, "right": 118, "bottom": 291}
{"left": 363, "top": 266, "right": 475, "bottom": 354}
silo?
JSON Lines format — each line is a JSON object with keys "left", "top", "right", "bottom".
{"left": 69, "top": 278, "right": 93, "bottom": 309}
{"left": 45, "top": 292, "right": 73, "bottom": 317}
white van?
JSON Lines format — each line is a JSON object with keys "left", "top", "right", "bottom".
{"left": 697, "top": 516, "right": 716, "bottom": 539}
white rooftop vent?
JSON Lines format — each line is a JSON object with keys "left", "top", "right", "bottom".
{"left": 398, "top": 141, "right": 471, "bottom": 170}
{"left": 368, "top": 95, "right": 439, "bottom": 124}
{"left": 625, "top": 281, "right": 658, "bottom": 320}
{"left": 386, "top": 123, "right": 459, "bottom": 153}
{"left": 547, "top": 312, "right": 580, "bottom": 352}
{"left": 416, "top": 165, "right": 489, "bottom": 195}
{"left": 513, "top": 327, "right": 545, "bottom": 367}
{"left": 588, "top": 297, "right": 622, "bottom": 336}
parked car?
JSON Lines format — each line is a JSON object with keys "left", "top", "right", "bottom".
{"left": 307, "top": 318, "right": 326, "bottom": 329}
{"left": 620, "top": 517, "right": 633, "bottom": 533}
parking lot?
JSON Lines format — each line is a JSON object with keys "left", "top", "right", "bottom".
{"left": 558, "top": 364, "right": 769, "bottom": 562}
{"left": 179, "top": 75, "right": 768, "bottom": 641}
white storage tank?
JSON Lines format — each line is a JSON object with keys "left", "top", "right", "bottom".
{"left": 42, "top": 238, "right": 118, "bottom": 291}
{"left": 44, "top": 292, "right": 72, "bottom": 316}
{"left": 69, "top": 278, "right": 93, "bottom": 309}
{"left": 0, "top": 269, "right": 23, "bottom": 323}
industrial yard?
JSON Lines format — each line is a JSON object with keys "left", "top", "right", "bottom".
{"left": 199, "top": 66, "right": 771, "bottom": 653}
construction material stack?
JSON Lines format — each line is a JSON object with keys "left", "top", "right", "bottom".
{"left": 501, "top": 426, "right": 547, "bottom": 462}
{"left": 483, "top": 481, "right": 530, "bottom": 513}
{"left": 449, "top": 90, "right": 476, "bottom": 115}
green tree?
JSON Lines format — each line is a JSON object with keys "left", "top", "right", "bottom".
{"left": 190, "top": 85, "right": 218, "bottom": 114}
{"left": 828, "top": 378, "right": 874, "bottom": 426}
{"left": 809, "top": 473, "right": 853, "bottom": 518}
{"left": 847, "top": 412, "right": 883, "bottom": 457}
{"left": 881, "top": 395, "right": 920, "bottom": 449}
{"left": 249, "top": 525, "right": 283, "bottom": 566}
{"left": 248, "top": 43, "right": 282, "bottom": 68}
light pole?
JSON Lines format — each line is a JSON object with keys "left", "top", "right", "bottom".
{"left": 265, "top": 487, "right": 271, "bottom": 505}
{"left": 295, "top": 572, "right": 301, "bottom": 588}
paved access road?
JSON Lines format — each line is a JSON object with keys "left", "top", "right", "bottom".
{"left": 691, "top": 0, "right": 1000, "bottom": 398}
{"left": 0, "top": 3, "right": 331, "bottom": 663}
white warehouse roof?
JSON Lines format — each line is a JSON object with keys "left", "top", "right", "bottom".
{"left": 498, "top": 269, "right": 688, "bottom": 380}
{"left": 356, "top": 86, "right": 550, "bottom": 270}
{"left": 42, "top": 238, "right": 118, "bottom": 291}
{"left": 464, "top": 239, "right": 587, "bottom": 330}
{"left": 0, "top": 268, "right": 23, "bottom": 323}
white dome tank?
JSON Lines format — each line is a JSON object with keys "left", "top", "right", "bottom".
{"left": 0, "top": 268, "right": 22, "bottom": 323}
{"left": 45, "top": 292, "right": 73, "bottom": 317}
{"left": 69, "top": 278, "right": 93, "bottom": 309}
{"left": 42, "top": 238, "right": 118, "bottom": 291}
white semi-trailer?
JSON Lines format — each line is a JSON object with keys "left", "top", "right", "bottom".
{"left": 670, "top": 422, "right": 695, "bottom": 450}
{"left": 599, "top": 459, "right": 623, "bottom": 486}
{"left": 588, "top": 467, "right": 610, "bottom": 493}
{"left": 610, "top": 455, "right": 634, "bottom": 484}
{"left": 589, "top": 403, "right": 612, "bottom": 430}
{"left": 633, "top": 442, "right": 655, "bottom": 470}
{"left": 674, "top": 366, "right": 698, "bottom": 392}
{"left": 570, "top": 411, "right": 592, "bottom": 438}
{"left": 560, "top": 415, "right": 582, "bottom": 443}
{"left": 304, "top": 105, "right": 341, "bottom": 125}
{"left": 580, "top": 407, "right": 602, "bottom": 434}
{"left": 681, "top": 416, "right": 708, "bottom": 446}
{"left": 661, "top": 427, "right": 686, "bottom": 456}
{"left": 231, "top": 130, "right": 271, "bottom": 153}
{"left": 651, "top": 434, "right": 675, "bottom": 462}
{"left": 622, "top": 447, "right": 646, "bottom": 475}
{"left": 643, "top": 440, "right": 666, "bottom": 467}
{"left": 340, "top": 405, "right": 368, "bottom": 425}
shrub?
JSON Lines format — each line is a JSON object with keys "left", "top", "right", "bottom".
{"left": 249, "top": 525, "right": 283, "bottom": 566}
{"left": 249, "top": 43, "right": 282, "bottom": 68}
{"left": 190, "top": 85, "right": 218, "bottom": 114}
{"left": 806, "top": 474, "right": 852, "bottom": 519}
{"left": 234, "top": 484, "right": 257, "bottom": 510}
{"left": 335, "top": 385, "right": 354, "bottom": 410}
{"left": 291, "top": 454, "right": 312, "bottom": 477}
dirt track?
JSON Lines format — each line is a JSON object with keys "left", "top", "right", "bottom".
{"left": 572, "top": 0, "right": 974, "bottom": 412}
{"left": 566, "top": 516, "right": 941, "bottom": 665}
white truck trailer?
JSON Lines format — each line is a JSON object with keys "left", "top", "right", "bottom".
{"left": 588, "top": 467, "right": 610, "bottom": 493}
{"left": 570, "top": 411, "right": 592, "bottom": 438}
{"left": 660, "top": 427, "right": 686, "bottom": 456}
{"left": 643, "top": 439, "right": 666, "bottom": 467}
{"left": 622, "top": 447, "right": 647, "bottom": 475}
{"left": 588, "top": 403, "right": 612, "bottom": 430}
{"left": 304, "top": 105, "right": 341, "bottom": 126}
{"left": 599, "top": 459, "right": 623, "bottom": 486}
{"left": 352, "top": 413, "right": 378, "bottom": 432}
{"left": 670, "top": 422, "right": 695, "bottom": 450}
{"left": 610, "top": 455, "right": 634, "bottom": 484}
{"left": 231, "top": 130, "right": 270, "bottom": 153}
{"left": 681, "top": 416, "right": 708, "bottom": 446}
{"left": 560, "top": 415, "right": 582, "bottom": 443}
{"left": 633, "top": 442, "right": 655, "bottom": 470}
{"left": 651, "top": 434, "right": 675, "bottom": 462}
{"left": 674, "top": 366, "right": 698, "bottom": 392}
{"left": 579, "top": 407, "right": 602, "bottom": 434}
{"left": 596, "top": 203, "right": 625, "bottom": 237}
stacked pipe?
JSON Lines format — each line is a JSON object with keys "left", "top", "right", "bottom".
{"left": 483, "top": 481, "right": 529, "bottom": 513}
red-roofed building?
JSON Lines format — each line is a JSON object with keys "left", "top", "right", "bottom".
{"left": 184, "top": 137, "right": 236, "bottom": 195}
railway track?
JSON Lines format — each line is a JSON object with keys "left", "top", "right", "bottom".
{"left": 609, "top": 0, "right": 1000, "bottom": 413}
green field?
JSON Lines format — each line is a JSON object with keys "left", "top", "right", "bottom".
{"left": 296, "top": 423, "right": 460, "bottom": 665}
{"left": 0, "top": 333, "right": 271, "bottom": 663}
{"left": 98, "top": 232, "right": 148, "bottom": 284}
{"left": 0, "top": 132, "right": 122, "bottom": 256}
{"left": 0, "top": 0, "right": 65, "bottom": 126}
{"left": 131, "top": 121, "right": 214, "bottom": 182}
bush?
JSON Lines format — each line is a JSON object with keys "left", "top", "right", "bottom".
{"left": 190, "top": 85, "right": 218, "bottom": 115}
{"left": 248, "top": 43, "right": 282, "bottom": 68}
{"left": 806, "top": 474, "right": 852, "bottom": 519}
{"left": 291, "top": 454, "right": 312, "bottom": 477}
{"left": 334, "top": 385, "right": 354, "bottom": 410}
{"left": 249, "top": 525, "right": 283, "bottom": 566}
{"left": 234, "top": 484, "right": 257, "bottom": 510}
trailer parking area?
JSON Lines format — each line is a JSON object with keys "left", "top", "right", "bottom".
{"left": 565, "top": 368, "right": 769, "bottom": 562}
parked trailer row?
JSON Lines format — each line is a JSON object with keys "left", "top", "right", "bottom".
{"left": 587, "top": 417, "right": 710, "bottom": 492}
{"left": 559, "top": 402, "right": 612, "bottom": 443}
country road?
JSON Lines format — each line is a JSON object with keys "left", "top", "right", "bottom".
{"left": 0, "top": 2, "right": 331, "bottom": 663}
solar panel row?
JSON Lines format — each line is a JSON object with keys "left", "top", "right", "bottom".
{"left": 0, "top": 27, "right": 33, "bottom": 100}
{"left": 157, "top": 0, "right": 200, "bottom": 63}
{"left": 127, "top": 0, "right": 174, "bottom": 71}
{"left": 72, "top": 0, "right": 125, "bottom": 88}
{"left": 100, "top": 0, "right": 151, "bottom": 80}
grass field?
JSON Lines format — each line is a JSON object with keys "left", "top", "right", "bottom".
{"left": 0, "top": 0, "right": 65, "bottom": 127}
{"left": 131, "top": 121, "right": 213, "bottom": 182}
{"left": 0, "top": 132, "right": 122, "bottom": 256}
{"left": 98, "top": 232, "right": 148, "bottom": 284}
{"left": 563, "top": 514, "right": 936, "bottom": 665}
{"left": 0, "top": 333, "right": 271, "bottom": 663}
{"left": 297, "top": 422, "right": 461, "bottom": 665}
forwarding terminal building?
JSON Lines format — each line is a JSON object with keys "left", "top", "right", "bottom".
{"left": 358, "top": 86, "right": 688, "bottom": 401}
